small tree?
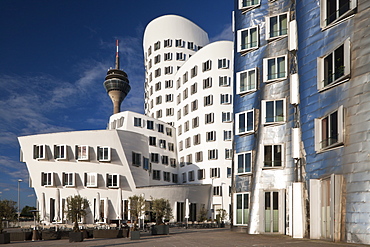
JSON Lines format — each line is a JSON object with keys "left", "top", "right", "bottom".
{"left": 65, "top": 195, "right": 89, "bottom": 232}
{"left": 198, "top": 206, "right": 207, "bottom": 222}
{"left": 0, "top": 200, "right": 17, "bottom": 233}
{"left": 129, "top": 195, "right": 146, "bottom": 230}
{"left": 216, "top": 209, "right": 228, "bottom": 223}
{"left": 151, "top": 198, "right": 172, "bottom": 225}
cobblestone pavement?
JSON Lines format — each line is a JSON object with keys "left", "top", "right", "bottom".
{"left": 6, "top": 228, "right": 368, "bottom": 247}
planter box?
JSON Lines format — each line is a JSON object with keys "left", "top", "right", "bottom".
{"left": 0, "top": 233, "right": 10, "bottom": 244}
{"left": 41, "top": 230, "right": 60, "bottom": 240}
{"left": 10, "top": 231, "right": 32, "bottom": 241}
{"left": 151, "top": 225, "right": 169, "bottom": 235}
{"left": 69, "top": 232, "right": 84, "bottom": 242}
{"left": 93, "top": 229, "right": 124, "bottom": 238}
{"left": 130, "top": 231, "right": 140, "bottom": 240}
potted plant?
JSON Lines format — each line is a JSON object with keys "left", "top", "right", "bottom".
{"left": 151, "top": 198, "right": 172, "bottom": 235}
{"left": 128, "top": 195, "right": 146, "bottom": 240}
{"left": 0, "top": 200, "right": 16, "bottom": 244}
{"left": 216, "top": 209, "right": 227, "bottom": 228}
{"left": 65, "top": 195, "right": 89, "bottom": 243}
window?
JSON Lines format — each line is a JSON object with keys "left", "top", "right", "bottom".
{"left": 177, "top": 94, "right": 181, "bottom": 104}
{"left": 198, "top": 169, "right": 205, "bottom": 180}
{"left": 164, "top": 53, "right": 173, "bottom": 61}
{"left": 168, "top": 143, "right": 174, "bottom": 152}
{"left": 185, "top": 137, "right": 191, "bottom": 148}
{"left": 33, "top": 144, "right": 46, "bottom": 160}
{"left": 156, "top": 96, "right": 162, "bottom": 105}
{"left": 227, "top": 167, "right": 232, "bottom": 178}
{"left": 184, "top": 121, "right": 189, "bottom": 132}
{"left": 236, "top": 110, "right": 255, "bottom": 135}
{"left": 155, "top": 68, "right": 161, "bottom": 77}
{"left": 221, "top": 94, "right": 232, "bottom": 104}
{"left": 237, "top": 68, "right": 257, "bottom": 94}
{"left": 98, "top": 147, "right": 111, "bottom": 162}
{"left": 191, "top": 66, "right": 198, "bottom": 78}
{"left": 192, "top": 117, "right": 199, "bottom": 128}
{"left": 235, "top": 193, "right": 250, "bottom": 225}
{"left": 164, "top": 66, "right": 173, "bottom": 74}
{"left": 41, "top": 172, "right": 54, "bottom": 186}
{"left": 155, "top": 82, "right": 161, "bottom": 91}
{"left": 84, "top": 172, "right": 97, "bottom": 187}
{"left": 154, "top": 54, "right": 160, "bottom": 64}
{"left": 177, "top": 109, "right": 181, "bottom": 120}
{"left": 166, "top": 127, "right": 172, "bottom": 136}
{"left": 203, "top": 77, "right": 212, "bottom": 89}
{"left": 225, "top": 149, "right": 232, "bottom": 159}
{"left": 134, "top": 117, "right": 142, "bottom": 127}
{"left": 266, "top": 13, "right": 288, "bottom": 40}
{"left": 153, "top": 170, "right": 161, "bottom": 180}
{"left": 263, "top": 55, "right": 287, "bottom": 82}
{"left": 317, "top": 39, "right": 350, "bottom": 90}
{"left": 106, "top": 174, "right": 119, "bottom": 188}
{"left": 204, "top": 95, "right": 213, "bottom": 106}
{"left": 175, "top": 39, "right": 184, "bottom": 47}
{"left": 206, "top": 131, "right": 216, "bottom": 142}
{"left": 222, "top": 112, "right": 232, "bottom": 122}
{"left": 176, "top": 52, "right": 186, "bottom": 61}
{"left": 182, "top": 173, "right": 187, "bottom": 183}
{"left": 195, "top": 151, "right": 203, "bottom": 162}
{"left": 239, "top": 0, "right": 260, "bottom": 10}
{"left": 193, "top": 134, "right": 201, "bottom": 145}
{"left": 156, "top": 110, "right": 162, "bottom": 118}
{"left": 154, "top": 41, "right": 160, "bottom": 51}
{"left": 172, "top": 174, "right": 178, "bottom": 183}
{"left": 165, "top": 80, "right": 173, "bottom": 88}
{"left": 237, "top": 152, "right": 252, "bottom": 174}
{"left": 219, "top": 76, "right": 230, "bottom": 86}
{"left": 170, "top": 158, "right": 176, "bottom": 167}
{"left": 159, "top": 139, "right": 166, "bottom": 149}
{"left": 147, "top": 120, "right": 154, "bottom": 130}
{"left": 187, "top": 42, "right": 194, "bottom": 50}
{"left": 218, "top": 58, "right": 229, "bottom": 69}
{"left": 205, "top": 113, "right": 214, "bottom": 124}
{"left": 262, "top": 99, "right": 286, "bottom": 124}
{"left": 178, "top": 125, "right": 182, "bottom": 136}
{"left": 177, "top": 79, "right": 181, "bottom": 89}
{"left": 208, "top": 149, "right": 218, "bottom": 160}
{"left": 164, "top": 39, "right": 172, "bottom": 47}
{"left": 183, "top": 88, "right": 188, "bottom": 100}
{"left": 149, "top": 136, "right": 156, "bottom": 146}
{"left": 54, "top": 144, "right": 67, "bottom": 160}
{"left": 132, "top": 152, "right": 141, "bottom": 166}
{"left": 76, "top": 145, "right": 89, "bottom": 161}
{"left": 237, "top": 26, "right": 259, "bottom": 53}
{"left": 202, "top": 60, "right": 212, "bottom": 71}
{"left": 62, "top": 172, "right": 75, "bottom": 187}
{"left": 186, "top": 154, "right": 192, "bottom": 165}
{"left": 191, "top": 100, "right": 198, "bottom": 111}
{"left": 264, "top": 144, "right": 283, "bottom": 167}
{"left": 163, "top": 172, "right": 171, "bottom": 182}
{"left": 213, "top": 186, "right": 222, "bottom": 196}
{"left": 166, "top": 108, "right": 174, "bottom": 116}
{"left": 315, "top": 106, "right": 344, "bottom": 151}
{"left": 148, "top": 46, "right": 152, "bottom": 56}
{"left": 151, "top": 153, "right": 159, "bottom": 163}
{"left": 224, "top": 130, "right": 232, "bottom": 141}
{"left": 179, "top": 141, "right": 183, "bottom": 151}
{"left": 162, "top": 155, "right": 169, "bottom": 165}
{"left": 188, "top": 171, "right": 195, "bottom": 181}
{"left": 183, "top": 72, "right": 188, "bottom": 83}
{"left": 320, "top": 0, "right": 356, "bottom": 27}
{"left": 210, "top": 167, "right": 220, "bottom": 178}
{"left": 143, "top": 157, "right": 149, "bottom": 170}
{"left": 165, "top": 94, "right": 173, "bottom": 103}
{"left": 191, "top": 83, "right": 197, "bottom": 94}
{"left": 158, "top": 124, "right": 164, "bottom": 133}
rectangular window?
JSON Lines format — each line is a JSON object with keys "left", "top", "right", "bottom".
{"left": 237, "top": 26, "right": 259, "bottom": 53}
{"left": 263, "top": 55, "right": 287, "bottom": 82}
{"left": 198, "top": 169, "right": 205, "bottom": 180}
{"left": 320, "top": 0, "right": 356, "bottom": 27}
{"left": 236, "top": 110, "right": 255, "bottom": 135}
{"left": 179, "top": 141, "right": 183, "bottom": 151}
{"left": 203, "top": 77, "right": 212, "bottom": 89}
{"left": 76, "top": 145, "right": 89, "bottom": 161}
{"left": 172, "top": 173, "right": 178, "bottom": 183}
{"left": 41, "top": 172, "right": 54, "bottom": 186}
{"left": 178, "top": 125, "right": 182, "bottom": 136}
{"left": 165, "top": 80, "right": 173, "bottom": 88}
{"left": 155, "top": 82, "right": 161, "bottom": 91}
{"left": 134, "top": 117, "right": 142, "bottom": 127}
{"left": 184, "top": 121, "right": 189, "bottom": 132}
{"left": 166, "top": 108, "right": 173, "bottom": 116}
{"left": 155, "top": 68, "right": 161, "bottom": 77}
{"left": 177, "top": 93, "right": 181, "bottom": 104}
{"left": 204, "top": 95, "right": 213, "bottom": 106}
{"left": 318, "top": 39, "right": 350, "bottom": 90}
{"left": 264, "top": 144, "right": 283, "bottom": 167}
{"left": 156, "top": 110, "right": 162, "bottom": 118}
{"left": 206, "top": 131, "right": 216, "bottom": 142}
{"left": 62, "top": 172, "right": 75, "bottom": 187}
{"left": 154, "top": 41, "right": 160, "bottom": 51}
{"left": 210, "top": 167, "right": 220, "bottom": 178}
{"left": 158, "top": 124, "right": 164, "bottom": 133}
{"left": 159, "top": 139, "right": 166, "bottom": 149}
{"left": 166, "top": 127, "right": 172, "bottom": 136}
{"left": 185, "top": 137, "right": 191, "bottom": 148}
{"left": 33, "top": 144, "right": 46, "bottom": 160}
{"left": 219, "top": 76, "right": 230, "bottom": 86}
{"left": 147, "top": 120, "right": 154, "bottom": 130}
{"left": 170, "top": 158, "right": 176, "bottom": 167}
{"left": 153, "top": 170, "right": 161, "bottom": 180}
{"left": 222, "top": 112, "right": 232, "bottom": 122}
{"left": 175, "top": 39, "right": 184, "bottom": 47}
{"left": 192, "top": 117, "right": 199, "bottom": 128}
{"left": 193, "top": 134, "right": 201, "bottom": 145}
{"left": 98, "top": 146, "right": 111, "bottom": 162}
{"left": 195, "top": 151, "right": 203, "bottom": 162}
{"left": 162, "top": 155, "right": 169, "bottom": 165}
{"left": 177, "top": 109, "right": 182, "bottom": 120}
{"left": 183, "top": 72, "right": 188, "bottom": 83}
{"left": 218, "top": 58, "right": 229, "bottom": 69}
{"left": 188, "top": 171, "right": 195, "bottom": 181}
{"left": 205, "top": 113, "right": 214, "bottom": 124}
{"left": 164, "top": 66, "right": 173, "bottom": 74}
{"left": 225, "top": 149, "right": 232, "bottom": 159}
{"left": 186, "top": 154, "right": 192, "bottom": 165}
{"left": 164, "top": 53, "right": 173, "bottom": 61}
{"left": 154, "top": 54, "right": 160, "bottom": 64}
{"left": 164, "top": 39, "right": 172, "bottom": 47}
{"left": 182, "top": 172, "right": 187, "bottom": 183}
{"left": 143, "top": 157, "right": 149, "bottom": 170}
{"left": 202, "top": 60, "right": 212, "bottom": 71}
{"left": 183, "top": 88, "right": 188, "bottom": 99}
{"left": 238, "top": 0, "right": 260, "bottom": 11}
{"left": 315, "top": 105, "right": 344, "bottom": 151}
{"left": 235, "top": 193, "right": 250, "bottom": 225}
{"left": 213, "top": 186, "right": 222, "bottom": 196}
{"left": 163, "top": 171, "right": 171, "bottom": 182}
{"left": 223, "top": 130, "right": 232, "bottom": 141}
{"left": 191, "top": 66, "right": 198, "bottom": 78}
{"left": 106, "top": 174, "right": 119, "bottom": 188}
{"left": 266, "top": 13, "right": 288, "bottom": 40}
{"left": 220, "top": 94, "right": 232, "bottom": 104}
{"left": 262, "top": 99, "right": 286, "bottom": 124}
{"left": 237, "top": 68, "right": 257, "bottom": 94}
{"left": 54, "top": 144, "right": 67, "bottom": 160}
{"left": 84, "top": 172, "right": 97, "bottom": 187}
{"left": 168, "top": 143, "right": 174, "bottom": 152}
{"left": 208, "top": 149, "right": 218, "bottom": 160}
{"left": 149, "top": 136, "right": 156, "bottom": 146}
{"left": 132, "top": 152, "right": 141, "bottom": 166}
{"left": 187, "top": 42, "right": 194, "bottom": 50}
{"left": 176, "top": 52, "right": 186, "bottom": 61}
{"left": 191, "top": 100, "right": 198, "bottom": 111}
{"left": 237, "top": 152, "right": 252, "bottom": 174}
{"left": 191, "top": 83, "right": 197, "bottom": 94}
{"left": 151, "top": 153, "right": 159, "bottom": 163}
{"left": 156, "top": 96, "right": 162, "bottom": 105}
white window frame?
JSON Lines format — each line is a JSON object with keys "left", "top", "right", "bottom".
{"left": 191, "top": 100, "right": 198, "bottom": 111}
{"left": 219, "top": 76, "right": 230, "bottom": 87}
{"left": 237, "top": 26, "right": 259, "bottom": 53}
{"left": 203, "top": 77, "right": 212, "bottom": 89}
{"left": 62, "top": 172, "right": 75, "bottom": 187}
{"left": 54, "top": 144, "right": 67, "bottom": 160}
{"left": 317, "top": 39, "right": 350, "bottom": 91}
{"left": 225, "top": 149, "right": 232, "bottom": 160}
{"left": 234, "top": 192, "right": 250, "bottom": 226}
{"left": 204, "top": 95, "right": 213, "bottom": 106}
{"left": 261, "top": 99, "right": 286, "bottom": 125}
{"left": 223, "top": 130, "right": 232, "bottom": 141}
{"left": 98, "top": 146, "right": 111, "bottom": 162}
{"left": 320, "top": 0, "right": 357, "bottom": 29}
{"left": 236, "top": 151, "right": 252, "bottom": 174}
{"left": 202, "top": 60, "right": 212, "bottom": 72}
{"left": 106, "top": 173, "right": 119, "bottom": 188}
{"left": 220, "top": 94, "right": 232, "bottom": 104}
{"left": 237, "top": 68, "right": 257, "bottom": 94}
{"left": 85, "top": 172, "right": 98, "bottom": 187}
{"left": 176, "top": 52, "right": 186, "bottom": 61}
{"left": 213, "top": 186, "right": 222, "bottom": 196}
{"left": 236, "top": 109, "right": 255, "bottom": 135}
{"left": 164, "top": 52, "right": 173, "bottom": 61}
{"left": 210, "top": 167, "right": 220, "bottom": 178}
{"left": 34, "top": 144, "right": 47, "bottom": 160}
{"left": 205, "top": 113, "right": 214, "bottom": 124}
{"left": 238, "top": 0, "right": 260, "bottom": 11}
{"left": 218, "top": 58, "right": 229, "bottom": 69}
{"left": 195, "top": 151, "right": 203, "bottom": 162}
{"left": 263, "top": 144, "right": 284, "bottom": 168}
{"left": 165, "top": 80, "right": 173, "bottom": 88}
{"left": 193, "top": 134, "right": 201, "bottom": 145}
{"left": 192, "top": 117, "right": 199, "bottom": 128}
{"left": 76, "top": 145, "right": 89, "bottom": 161}
{"left": 191, "top": 66, "right": 198, "bottom": 78}
{"left": 222, "top": 112, "right": 233, "bottom": 122}
{"left": 164, "top": 39, "right": 172, "bottom": 47}
{"left": 164, "top": 66, "right": 173, "bottom": 74}
{"left": 154, "top": 54, "right": 160, "bottom": 64}
{"left": 191, "top": 82, "right": 197, "bottom": 94}
{"left": 263, "top": 55, "right": 288, "bottom": 82}
{"left": 265, "top": 13, "right": 289, "bottom": 40}
{"left": 208, "top": 149, "right": 218, "bottom": 160}
{"left": 206, "top": 131, "right": 216, "bottom": 142}
{"left": 314, "top": 105, "right": 344, "bottom": 152}
{"left": 41, "top": 172, "right": 54, "bottom": 186}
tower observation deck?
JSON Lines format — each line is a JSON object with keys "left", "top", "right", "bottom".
{"left": 104, "top": 40, "right": 131, "bottom": 114}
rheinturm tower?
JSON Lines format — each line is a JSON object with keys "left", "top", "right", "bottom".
{"left": 104, "top": 40, "right": 131, "bottom": 114}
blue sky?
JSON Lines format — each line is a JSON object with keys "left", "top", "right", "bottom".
{"left": 0, "top": 0, "right": 233, "bottom": 208}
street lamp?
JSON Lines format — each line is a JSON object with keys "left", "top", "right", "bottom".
{"left": 18, "top": 179, "right": 23, "bottom": 226}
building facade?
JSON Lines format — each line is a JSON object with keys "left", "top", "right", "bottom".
{"left": 233, "top": 0, "right": 370, "bottom": 244}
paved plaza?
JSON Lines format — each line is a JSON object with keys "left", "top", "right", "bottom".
{"left": 6, "top": 228, "right": 368, "bottom": 247}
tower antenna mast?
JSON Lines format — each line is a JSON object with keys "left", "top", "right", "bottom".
{"left": 115, "top": 39, "right": 120, "bottom": 70}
